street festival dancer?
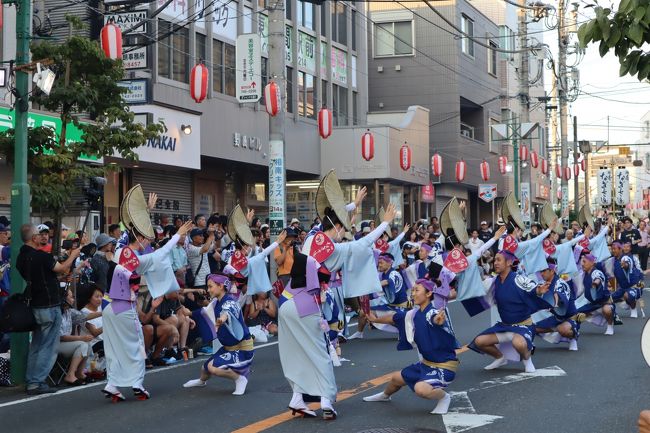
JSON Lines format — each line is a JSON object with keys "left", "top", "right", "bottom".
{"left": 279, "top": 170, "right": 397, "bottom": 420}
{"left": 362, "top": 279, "right": 460, "bottom": 415}
{"left": 103, "top": 185, "right": 192, "bottom": 401}
{"left": 184, "top": 207, "right": 286, "bottom": 394}
{"left": 610, "top": 240, "right": 644, "bottom": 318}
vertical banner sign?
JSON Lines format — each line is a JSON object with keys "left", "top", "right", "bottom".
{"left": 521, "top": 182, "right": 531, "bottom": 225}
{"left": 236, "top": 34, "right": 262, "bottom": 102}
{"left": 421, "top": 183, "right": 435, "bottom": 203}
{"left": 561, "top": 185, "right": 570, "bottom": 218}
{"left": 268, "top": 140, "right": 286, "bottom": 236}
{"left": 615, "top": 168, "right": 630, "bottom": 206}
{"left": 597, "top": 169, "right": 612, "bottom": 206}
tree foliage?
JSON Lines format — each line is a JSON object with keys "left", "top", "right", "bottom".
{"left": 578, "top": 0, "right": 650, "bottom": 80}
{"left": 0, "top": 31, "right": 164, "bottom": 251}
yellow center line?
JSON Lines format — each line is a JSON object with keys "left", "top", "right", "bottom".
{"left": 232, "top": 346, "right": 470, "bottom": 433}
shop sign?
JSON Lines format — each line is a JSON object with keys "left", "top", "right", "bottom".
{"left": 118, "top": 79, "right": 148, "bottom": 104}
{"left": 233, "top": 133, "right": 262, "bottom": 151}
{"left": 122, "top": 46, "right": 147, "bottom": 70}
{"left": 332, "top": 47, "right": 347, "bottom": 85}
{"left": 104, "top": 10, "right": 148, "bottom": 34}
{"left": 236, "top": 34, "right": 262, "bottom": 103}
{"left": 298, "top": 31, "right": 316, "bottom": 74}
{"left": 421, "top": 183, "right": 435, "bottom": 203}
{"left": 537, "top": 183, "right": 550, "bottom": 199}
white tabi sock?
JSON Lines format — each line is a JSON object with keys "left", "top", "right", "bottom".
{"left": 605, "top": 324, "right": 614, "bottom": 335}
{"left": 103, "top": 383, "right": 119, "bottom": 395}
{"left": 568, "top": 339, "right": 578, "bottom": 351}
{"left": 289, "top": 392, "right": 306, "bottom": 409}
{"left": 320, "top": 397, "right": 336, "bottom": 412}
{"left": 363, "top": 391, "right": 391, "bottom": 402}
{"left": 484, "top": 356, "right": 508, "bottom": 370}
{"left": 522, "top": 357, "right": 536, "bottom": 373}
{"left": 430, "top": 392, "right": 451, "bottom": 414}
{"left": 232, "top": 375, "right": 248, "bottom": 395}
{"left": 631, "top": 307, "right": 638, "bottom": 318}
{"left": 348, "top": 331, "right": 364, "bottom": 340}
{"left": 183, "top": 378, "right": 206, "bottom": 388}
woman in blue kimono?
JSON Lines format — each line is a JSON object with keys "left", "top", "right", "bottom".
{"left": 363, "top": 279, "right": 459, "bottom": 415}
{"left": 183, "top": 273, "right": 253, "bottom": 395}
{"left": 469, "top": 250, "right": 554, "bottom": 373}
{"left": 576, "top": 252, "right": 615, "bottom": 335}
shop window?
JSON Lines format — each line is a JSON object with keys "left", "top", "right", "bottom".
{"left": 247, "top": 183, "right": 266, "bottom": 202}
{"left": 158, "top": 19, "right": 189, "bottom": 82}
{"left": 298, "top": 72, "right": 316, "bottom": 119}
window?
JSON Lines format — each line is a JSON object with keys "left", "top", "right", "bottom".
{"left": 488, "top": 40, "right": 498, "bottom": 76}
{"left": 212, "top": 39, "right": 223, "bottom": 93}
{"left": 286, "top": 0, "right": 292, "bottom": 20}
{"left": 297, "top": 1, "right": 314, "bottom": 30}
{"left": 352, "top": 91, "right": 358, "bottom": 125}
{"left": 211, "top": 40, "right": 236, "bottom": 97}
{"left": 488, "top": 117, "right": 499, "bottom": 152}
{"left": 258, "top": 0, "right": 265, "bottom": 8}
{"left": 351, "top": 10, "right": 357, "bottom": 51}
{"left": 374, "top": 21, "right": 413, "bottom": 57}
{"left": 499, "top": 25, "right": 515, "bottom": 60}
{"left": 331, "top": 1, "right": 347, "bottom": 44}
{"left": 286, "top": 66, "right": 294, "bottom": 113}
{"left": 333, "top": 84, "right": 347, "bottom": 126}
{"left": 461, "top": 15, "right": 474, "bottom": 57}
{"left": 321, "top": 79, "right": 328, "bottom": 107}
{"left": 196, "top": 33, "right": 206, "bottom": 62}
{"left": 321, "top": 4, "right": 327, "bottom": 36}
{"left": 158, "top": 20, "right": 190, "bottom": 82}
{"left": 260, "top": 57, "right": 269, "bottom": 105}
{"left": 298, "top": 72, "right": 316, "bottom": 118}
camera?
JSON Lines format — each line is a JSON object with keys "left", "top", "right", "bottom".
{"left": 62, "top": 239, "right": 79, "bottom": 250}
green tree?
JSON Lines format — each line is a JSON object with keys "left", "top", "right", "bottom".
{"left": 0, "top": 30, "right": 164, "bottom": 255}
{"left": 578, "top": 0, "right": 650, "bottom": 80}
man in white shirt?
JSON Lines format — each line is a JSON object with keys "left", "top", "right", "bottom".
{"left": 465, "top": 229, "right": 484, "bottom": 255}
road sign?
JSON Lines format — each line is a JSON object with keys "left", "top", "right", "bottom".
{"left": 236, "top": 34, "right": 262, "bottom": 103}
{"left": 478, "top": 184, "right": 497, "bottom": 203}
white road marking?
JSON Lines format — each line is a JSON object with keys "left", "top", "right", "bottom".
{"left": 442, "top": 366, "right": 566, "bottom": 433}
{"left": 0, "top": 322, "right": 358, "bottom": 408}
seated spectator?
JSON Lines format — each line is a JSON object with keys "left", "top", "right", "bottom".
{"left": 154, "top": 291, "right": 195, "bottom": 359}
{"left": 58, "top": 289, "right": 101, "bottom": 386}
{"left": 136, "top": 293, "right": 175, "bottom": 367}
{"left": 108, "top": 224, "right": 121, "bottom": 241}
{"left": 245, "top": 291, "right": 278, "bottom": 335}
{"left": 79, "top": 285, "right": 105, "bottom": 356}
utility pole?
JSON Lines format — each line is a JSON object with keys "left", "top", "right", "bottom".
{"left": 550, "top": 84, "right": 558, "bottom": 207}
{"left": 558, "top": 0, "right": 570, "bottom": 221}
{"left": 8, "top": 0, "right": 32, "bottom": 384}
{"left": 267, "top": 0, "right": 286, "bottom": 280}
{"left": 573, "top": 116, "right": 579, "bottom": 213}
{"left": 518, "top": 0, "right": 530, "bottom": 224}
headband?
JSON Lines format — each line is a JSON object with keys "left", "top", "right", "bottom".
{"left": 420, "top": 243, "right": 433, "bottom": 252}
{"left": 207, "top": 274, "right": 231, "bottom": 291}
{"left": 611, "top": 241, "right": 623, "bottom": 248}
{"left": 497, "top": 250, "right": 517, "bottom": 262}
{"left": 378, "top": 254, "right": 394, "bottom": 265}
{"left": 583, "top": 253, "right": 597, "bottom": 262}
{"left": 415, "top": 278, "right": 435, "bottom": 292}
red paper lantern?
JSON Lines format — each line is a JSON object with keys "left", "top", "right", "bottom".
{"left": 564, "top": 166, "right": 572, "bottom": 180}
{"left": 399, "top": 144, "right": 412, "bottom": 171}
{"left": 264, "top": 81, "right": 281, "bottom": 116}
{"left": 555, "top": 163, "right": 562, "bottom": 179}
{"left": 456, "top": 160, "right": 467, "bottom": 182}
{"left": 541, "top": 158, "right": 549, "bottom": 175}
{"left": 530, "top": 151, "right": 539, "bottom": 168}
{"left": 318, "top": 107, "right": 332, "bottom": 139}
{"left": 362, "top": 130, "right": 374, "bottom": 161}
{"left": 581, "top": 158, "right": 586, "bottom": 172}
{"left": 190, "top": 63, "right": 209, "bottom": 103}
{"left": 519, "top": 145, "right": 529, "bottom": 162}
{"left": 431, "top": 153, "right": 443, "bottom": 177}
{"left": 498, "top": 156, "right": 508, "bottom": 174}
{"left": 479, "top": 160, "right": 490, "bottom": 181}
{"left": 574, "top": 163, "right": 580, "bottom": 177}
{"left": 100, "top": 22, "right": 123, "bottom": 60}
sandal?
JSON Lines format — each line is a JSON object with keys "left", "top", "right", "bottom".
{"left": 102, "top": 389, "right": 125, "bottom": 403}
{"left": 63, "top": 379, "right": 85, "bottom": 387}
{"left": 133, "top": 388, "right": 151, "bottom": 400}
{"left": 322, "top": 408, "right": 337, "bottom": 420}
{"left": 288, "top": 406, "right": 317, "bottom": 418}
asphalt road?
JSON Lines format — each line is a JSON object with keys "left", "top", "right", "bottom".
{"left": 1, "top": 300, "right": 649, "bottom": 433}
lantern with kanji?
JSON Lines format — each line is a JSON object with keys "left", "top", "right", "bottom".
{"left": 362, "top": 130, "right": 374, "bottom": 161}
{"left": 455, "top": 160, "right": 466, "bottom": 182}
{"left": 530, "top": 151, "right": 539, "bottom": 168}
{"left": 498, "top": 156, "right": 508, "bottom": 174}
{"left": 318, "top": 107, "right": 332, "bottom": 139}
{"left": 264, "top": 81, "right": 281, "bottom": 116}
{"left": 555, "top": 163, "right": 562, "bottom": 179}
{"left": 399, "top": 143, "right": 412, "bottom": 171}
{"left": 541, "top": 158, "right": 549, "bottom": 175}
{"left": 190, "top": 63, "right": 209, "bottom": 103}
{"left": 564, "top": 166, "right": 572, "bottom": 180}
{"left": 574, "top": 163, "right": 580, "bottom": 177}
{"left": 479, "top": 160, "right": 490, "bottom": 181}
{"left": 519, "top": 145, "right": 529, "bottom": 162}
{"left": 431, "top": 153, "right": 443, "bottom": 177}
{"left": 581, "top": 158, "right": 586, "bottom": 172}
{"left": 101, "top": 22, "right": 123, "bottom": 60}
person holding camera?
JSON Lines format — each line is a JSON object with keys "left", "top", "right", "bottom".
{"left": 16, "top": 224, "right": 81, "bottom": 395}
{"left": 185, "top": 225, "right": 216, "bottom": 309}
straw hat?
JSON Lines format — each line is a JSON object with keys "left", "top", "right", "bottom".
{"left": 440, "top": 197, "right": 468, "bottom": 246}
{"left": 577, "top": 204, "right": 595, "bottom": 231}
{"left": 540, "top": 202, "right": 564, "bottom": 235}
{"left": 376, "top": 207, "right": 392, "bottom": 238}
{"left": 501, "top": 191, "right": 525, "bottom": 231}
{"left": 227, "top": 204, "right": 254, "bottom": 246}
{"left": 120, "top": 184, "right": 154, "bottom": 239}
{"left": 316, "top": 170, "right": 350, "bottom": 230}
